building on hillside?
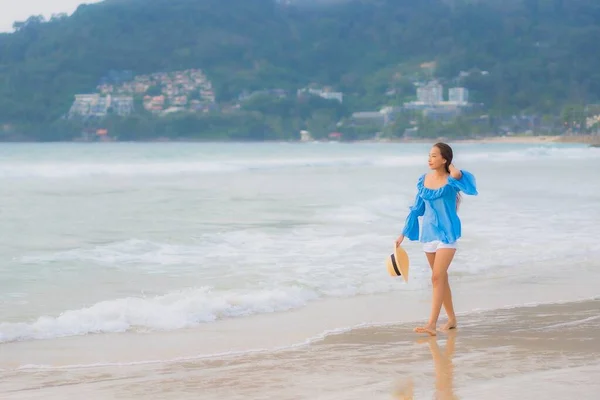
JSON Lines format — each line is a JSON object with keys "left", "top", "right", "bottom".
{"left": 67, "top": 94, "right": 106, "bottom": 119}
{"left": 297, "top": 87, "right": 344, "bottom": 103}
{"left": 319, "top": 91, "right": 344, "bottom": 102}
{"left": 92, "top": 68, "right": 215, "bottom": 115}
{"left": 417, "top": 80, "right": 443, "bottom": 104}
{"left": 68, "top": 94, "right": 98, "bottom": 117}
{"left": 586, "top": 114, "right": 600, "bottom": 135}
{"left": 403, "top": 81, "right": 471, "bottom": 120}
{"left": 143, "top": 95, "right": 166, "bottom": 113}
{"left": 238, "top": 89, "right": 288, "bottom": 102}
{"left": 300, "top": 130, "right": 313, "bottom": 142}
{"left": 67, "top": 94, "right": 134, "bottom": 119}
{"left": 110, "top": 96, "right": 135, "bottom": 116}
{"left": 328, "top": 132, "right": 343, "bottom": 141}
{"left": 350, "top": 111, "right": 387, "bottom": 127}
{"left": 449, "top": 87, "right": 469, "bottom": 105}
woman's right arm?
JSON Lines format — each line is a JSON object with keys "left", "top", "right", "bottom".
{"left": 403, "top": 193, "right": 425, "bottom": 238}
{"left": 396, "top": 174, "right": 426, "bottom": 246}
{"left": 397, "top": 191, "right": 425, "bottom": 245}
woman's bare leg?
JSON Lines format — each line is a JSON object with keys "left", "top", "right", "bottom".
{"left": 415, "top": 249, "right": 456, "bottom": 336}
{"left": 424, "top": 252, "right": 457, "bottom": 331}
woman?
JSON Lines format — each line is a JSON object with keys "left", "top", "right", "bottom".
{"left": 395, "top": 142, "right": 478, "bottom": 336}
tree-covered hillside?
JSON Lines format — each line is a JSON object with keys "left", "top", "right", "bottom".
{"left": 0, "top": 0, "right": 599, "bottom": 139}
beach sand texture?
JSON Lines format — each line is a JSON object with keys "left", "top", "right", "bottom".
{"left": 2, "top": 299, "right": 599, "bottom": 399}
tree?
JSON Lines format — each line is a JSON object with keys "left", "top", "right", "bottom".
{"left": 1, "top": 0, "right": 600, "bottom": 140}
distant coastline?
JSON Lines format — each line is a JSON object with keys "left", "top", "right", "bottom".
{"left": 371, "top": 134, "right": 600, "bottom": 146}
{"left": 458, "top": 134, "right": 600, "bottom": 145}
{"left": 1, "top": 134, "right": 599, "bottom": 146}
{"left": 459, "top": 134, "right": 600, "bottom": 145}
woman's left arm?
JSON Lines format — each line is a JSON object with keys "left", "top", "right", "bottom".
{"left": 448, "top": 164, "right": 462, "bottom": 180}
{"left": 447, "top": 164, "right": 478, "bottom": 195}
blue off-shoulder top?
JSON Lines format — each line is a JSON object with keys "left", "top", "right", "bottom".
{"left": 401, "top": 170, "right": 478, "bottom": 244}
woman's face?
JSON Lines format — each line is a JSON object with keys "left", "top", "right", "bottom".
{"left": 428, "top": 146, "right": 446, "bottom": 170}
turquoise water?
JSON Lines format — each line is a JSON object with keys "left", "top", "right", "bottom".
{"left": 1, "top": 142, "right": 599, "bottom": 343}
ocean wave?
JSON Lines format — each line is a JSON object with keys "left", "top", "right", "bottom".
{"left": 0, "top": 286, "right": 320, "bottom": 343}
{"left": 7, "top": 295, "right": 600, "bottom": 371}
{"left": 7, "top": 231, "right": 425, "bottom": 343}
{"left": 3, "top": 247, "right": 598, "bottom": 343}
{"left": 0, "top": 145, "right": 597, "bottom": 178}
{"left": 19, "top": 239, "right": 211, "bottom": 267}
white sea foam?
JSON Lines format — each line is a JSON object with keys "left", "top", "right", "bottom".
{"left": 0, "top": 286, "right": 320, "bottom": 343}
{"left": 19, "top": 239, "right": 210, "bottom": 267}
{"left": 0, "top": 145, "right": 596, "bottom": 178}
{"left": 7, "top": 229, "right": 595, "bottom": 344}
{"left": 6, "top": 295, "right": 600, "bottom": 371}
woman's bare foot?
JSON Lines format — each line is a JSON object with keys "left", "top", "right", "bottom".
{"left": 414, "top": 324, "right": 437, "bottom": 336}
{"left": 441, "top": 319, "right": 457, "bottom": 331}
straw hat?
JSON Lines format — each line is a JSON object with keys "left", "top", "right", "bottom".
{"left": 386, "top": 244, "right": 410, "bottom": 282}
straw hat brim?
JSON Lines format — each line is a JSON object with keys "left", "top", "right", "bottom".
{"left": 386, "top": 244, "right": 410, "bottom": 282}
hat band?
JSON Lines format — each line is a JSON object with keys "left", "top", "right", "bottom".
{"left": 391, "top": 253, "right": 401, "bottom": 276}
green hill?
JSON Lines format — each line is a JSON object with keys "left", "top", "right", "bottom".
{"left": 0, "top": 0, "right": 599, "bottom": 140}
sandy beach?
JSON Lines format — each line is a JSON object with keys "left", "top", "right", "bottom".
{"left": 2, "top": 297, "right": 599, "bottom": 400}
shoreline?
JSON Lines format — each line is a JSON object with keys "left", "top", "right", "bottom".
{"left": 1, "top": 134, "right": 600, "bottom": 145}
{"left": 2, "top": 259, "right": 599, "bottom": 370}
{"left": 2, "top": 296, "right": 599, "bottom": 399}
{"left": 376, "top": 134, "right": 600, "bottom": 145}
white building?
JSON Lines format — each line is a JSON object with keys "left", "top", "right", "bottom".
{"left": 67, "top": 94, "right": 134, "bottom": 119}
{"left": 318, "top": 91, "right": 343, "bottom": 102}
{"left": 351, "top": 111, "right": 386, "bottom": 126}
{"left": 67, "top": 94, "right": 103, "bottom": 118}
{"left": 417, "top": 81, "right": 443, "bottom": 104}
{"left": 111, "top": 96, "right": 135, "bottom": 116}
{"left": 300, "top": 130, "right": 313, "bottom": 142}
{"left": 449, "top": 87, "right": 469, "bottom": 105}
{"left": 297, "top": 88, "right": 343, "bottom": 103}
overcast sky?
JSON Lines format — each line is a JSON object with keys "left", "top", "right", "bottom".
{"left": 0, "top": 0, "right": 101, "bottom": 33}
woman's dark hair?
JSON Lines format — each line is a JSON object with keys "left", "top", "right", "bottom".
{"left": 434, "top": 142, "right": 453, "bottom": 174}
{"left": 433, "top": 142, "right": 461, "bottom": 209}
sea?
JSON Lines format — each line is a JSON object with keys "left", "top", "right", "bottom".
{"left": 1, "top": 141, "right": 599, "bottom": 399}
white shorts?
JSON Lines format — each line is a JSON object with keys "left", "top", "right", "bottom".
{"left": 423, "top": 240, "right": 457, "bottom": 253}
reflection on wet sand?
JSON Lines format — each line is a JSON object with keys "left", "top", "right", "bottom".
{"left": 394, "top": 330, "right": 458, "bottom": 399}
{"left": 4, "top": 300, "right": 600, "bottom": 400}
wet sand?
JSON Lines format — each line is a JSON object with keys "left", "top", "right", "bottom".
{"left": 2, "top": 298, "right": 599, "bottom": 400}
